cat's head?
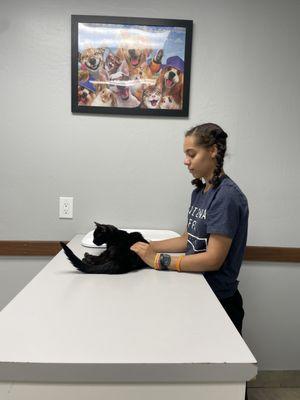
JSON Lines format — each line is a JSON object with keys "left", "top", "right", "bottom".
{"left": 93, "top": 222, "right": 118, "bottom": 246}
{"left": 142, "top": 85, "right": 162, "bottom": 109}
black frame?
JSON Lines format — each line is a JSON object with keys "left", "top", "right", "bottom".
{"left": 71, "top": 14, "right": 193, "bottom": 117}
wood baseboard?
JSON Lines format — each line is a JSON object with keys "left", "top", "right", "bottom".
{"left": 248, "top": 370, "right": 300, "bottom": 388}
{"left": 0, "top": 241, "right": 299, "bottom": 262}
{"left": 244, "top": 246, "right": 300, "bottom": 262}
{"left": 0, "top": 241, "right": 69, "bottom": 256}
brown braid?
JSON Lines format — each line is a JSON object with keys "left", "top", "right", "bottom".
{"left": 184, "top": 122, "right": 228, "bottom": 191}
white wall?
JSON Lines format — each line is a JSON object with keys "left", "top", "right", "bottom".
{"left": 0, "top": 0, "right": 299, "bottom": 370}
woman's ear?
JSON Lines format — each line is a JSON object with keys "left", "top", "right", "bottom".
{"left": 210, "top": 144, "right": 218, "bottom": 159}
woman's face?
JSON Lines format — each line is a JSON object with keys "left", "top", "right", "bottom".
{"left": 183, "top": 135, "right": 217, "bottom": 179}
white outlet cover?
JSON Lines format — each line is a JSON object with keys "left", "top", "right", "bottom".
{"left": 59, "top": 197, "right": 73, "bottom": 219}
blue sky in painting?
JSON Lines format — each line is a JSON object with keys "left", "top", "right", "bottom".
{"left": 78, "top": 23, "right": 186, "bottom": 63}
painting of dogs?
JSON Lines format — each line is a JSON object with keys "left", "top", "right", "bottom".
{"left": 72, "top": 15, "right": 193, "bottom": 116}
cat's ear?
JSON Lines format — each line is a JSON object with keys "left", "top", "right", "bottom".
{"left": 94, "top": 221, "right": 101, "bottom": 227}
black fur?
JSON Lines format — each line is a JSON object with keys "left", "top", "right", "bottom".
{"left": 60, "top": 222, "right": 149, "bottom": 274}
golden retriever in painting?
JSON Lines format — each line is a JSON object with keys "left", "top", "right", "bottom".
{"left": 80, "top": 47, "right": 106, "bottom": 80}
{"left": 157, "top": 56, "right": 184, "bottom": 107}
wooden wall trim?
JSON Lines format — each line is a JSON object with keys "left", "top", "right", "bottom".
{"left": 0, "top": 241, "right": 299, "bottom": 262}
{"left": 0, "top": 241, "right": 69, "bottom": 256}
{"left": 247, "top": 370, "right": 300, "bottom": 388}
{"left": 244, "top": 246, "right": 300, "bottom": 263}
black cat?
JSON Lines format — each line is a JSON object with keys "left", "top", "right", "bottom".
{"left": 59, "top": 222, "right": 149, "bottom": 274}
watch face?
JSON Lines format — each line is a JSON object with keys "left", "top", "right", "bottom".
{"left": 160, "top": 253, "right": 171, "bottom": 268}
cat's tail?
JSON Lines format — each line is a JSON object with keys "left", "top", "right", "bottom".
{"left": 59, "top": 242, "right": 121, "bottom": 274}
{"left": 59, "top": 241, "right": 95, "bottom": 273}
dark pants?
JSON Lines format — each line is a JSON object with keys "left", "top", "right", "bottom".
{"left": 218, "top": 289, "right": 248, "bottom": 400}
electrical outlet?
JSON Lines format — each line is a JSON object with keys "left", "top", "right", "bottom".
{"left": 59, "top": 197, "right": 73, "bottom": 219}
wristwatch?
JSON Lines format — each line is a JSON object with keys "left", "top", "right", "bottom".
{"left": 159, "top": 253, "right": 171, "bottom": 270}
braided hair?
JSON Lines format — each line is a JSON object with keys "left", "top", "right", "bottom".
{"left": 185, "top": 122, "right": 228, "bottom": 191}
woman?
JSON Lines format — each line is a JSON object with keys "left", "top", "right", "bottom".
{"left": 130, "top": 122, "right": 249, "bottom": 398}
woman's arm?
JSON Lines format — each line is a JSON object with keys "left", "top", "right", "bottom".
{"left": 130, "top": 233, "right": 232, "bottom": 273}
{"left": 167, "top": 234, "right": 233, "bottom": 272}
{"left": 149, "top": 229, "right": 188, "bottom": 253}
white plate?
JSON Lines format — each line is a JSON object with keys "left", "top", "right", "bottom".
{"left": 81, "top": 228, "right": 181, "bottom": 248}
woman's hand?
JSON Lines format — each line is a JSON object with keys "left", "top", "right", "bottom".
{"left": 130, "top": 242, "right": 158, "bottom": 269}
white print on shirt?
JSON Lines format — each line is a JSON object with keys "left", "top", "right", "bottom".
{"left": 187, "top": 205, "right": 207, "bottom": 230}
{"left": 188, "top": 205, "right": 207, "bottom": 219}
{"left": 187, "top": 232, "right": 208, "bottom": 252}
{"left": 187, "top": 205, "right": 208, "bottom": 252}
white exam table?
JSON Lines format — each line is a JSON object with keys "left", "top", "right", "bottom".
{"left": 0, "top": 229, "right": 257, "bottom": 399}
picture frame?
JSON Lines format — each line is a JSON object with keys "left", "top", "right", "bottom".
{"left": 71, "top": 14, "right": 193, "bottom": 117}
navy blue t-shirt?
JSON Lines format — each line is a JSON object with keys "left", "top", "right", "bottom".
{"left": 185, "top": 174, "right": 249, "bottom": 299}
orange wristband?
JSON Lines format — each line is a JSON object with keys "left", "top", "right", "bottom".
{"left": 154, "top": 253, "right": 160, "bottom": 270}
{"left": 176, "top": 255, "right": 184, "bottom": 272}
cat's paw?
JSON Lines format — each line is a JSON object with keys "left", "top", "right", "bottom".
{"left": 83, "top": 253, "right": 92, "bottom": 262}
{"left": 83, "top": 253, "right": 99, "bottom": 263}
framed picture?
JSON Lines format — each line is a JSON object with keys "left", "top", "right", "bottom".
{"left": 71, "top": 15, "right": 193, "bottom": 117}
